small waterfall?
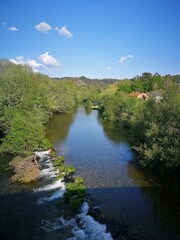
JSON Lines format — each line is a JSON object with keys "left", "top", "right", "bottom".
{"left": 72, "top": 202, "right": 113, "bottom": 240}
{"left": 40, "top": 202, "right": 113, "bottom": 240}
{"left": 33, "top": 154, "right": 66, "bottom": 204}
{"left": 34, "top": 178, "right": 65, "bottom": 192}
{"left": 35, "top": 152, "right": 113, "bottom": 239}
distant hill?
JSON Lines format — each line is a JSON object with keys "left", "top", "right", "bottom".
{"left": 52, "top": 74, "right": 180, "bottom": 87}
{"left": 51, "top": 76, "right": 120, "bottom": 87}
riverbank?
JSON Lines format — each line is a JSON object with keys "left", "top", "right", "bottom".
{"left": 4, "top": 148, "right": 113, "bottom": 239}
{"left": 44, "top": 107, "right": 180, "bottom": 240}
{"left": 9, "top": 155, "right": 40, "bottom": 183}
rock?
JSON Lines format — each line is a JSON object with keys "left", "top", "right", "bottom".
{"left": 10, "top": 155, "right": 40, "bottom": 183}
{"left": 88, "top": 206, "right": 102, "bottom": 222}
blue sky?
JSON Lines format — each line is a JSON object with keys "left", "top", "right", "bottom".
{"left": 0, "top": 0, "right": 180, "bottom": 79}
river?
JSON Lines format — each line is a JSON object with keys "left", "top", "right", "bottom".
{"left": 0, "top": 107, "right": 179, "bottom": 240}
{"left": 46, "top": 107, "right": 180, "bottom": 240}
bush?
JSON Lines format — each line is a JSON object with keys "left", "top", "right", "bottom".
{"left": 131, "top": 86, "right": 180, "bottom": 174}
{"left": 0, "top": 111, "right": 45, "bottom": 154}
{"left": 54, "top": 156, "right": 65, "bottom": 167}
{"left": 70, "top": 198, "right": 82, "bottom": 211}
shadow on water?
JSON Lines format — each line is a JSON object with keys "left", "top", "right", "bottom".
{"left": 44, "top": 107, "right": 180, "bottom": 240}
{"left": 0, "top": 190, "right": 64, "bottom": 240}
{"left": 87, "top": 185, "right": 180, "bottom": 240}
{"left": 1, "top": 107, "right": 179, "bottom": 240}
{"left": 0, "top": 171, "right": 179, "bottom": 240}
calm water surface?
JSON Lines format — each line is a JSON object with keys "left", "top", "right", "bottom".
{"left": 0, "top": 107, "right": 179, "bottom": 240}
{"left": 46, "top": 107, "right": 180, "bottom": 240}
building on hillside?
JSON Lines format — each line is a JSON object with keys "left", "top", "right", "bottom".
{"left": 147, "top": 91, "right": 164, "bottom": 102}
{"left": 127, "top": 92, "right": 148, "bottom": 100}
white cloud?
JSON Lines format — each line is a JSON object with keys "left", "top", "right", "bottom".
{"left": 26, "top": 59, "right": 42, "bottom": 69}
{"left": 10, "top": 52, "right": 60, "bottom": 73}
{"left": 16, "top": 56, "right": 24, "bottom": 62}
{"left": 35, "top": 22, "right": 52, "bottom": 34}
{"left": 9, "top": 58, "right": 20, "bottom": 65}
{"left": 39, "top": 51, "right": 60, "bottom": 67}
{"left": 118, "top": 55, "right": 134, "bottom": 64}
{"left": 10, "top": 56, "right": 45, "bottom": 72}
{"left": 106, "top": 66, "right": 111, "bottom": 70}
{"left": 54, "top": 25, "right": 73, "bottom": 38}
{"left": 9, "top": 56, "right": 24, "bottom": 64}
{"left": 8, "top": 26, "right": 19, "bottom": 31}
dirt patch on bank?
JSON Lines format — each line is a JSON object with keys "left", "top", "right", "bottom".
{"left": 10, "top": 155, "right": 40, "bottom": 183}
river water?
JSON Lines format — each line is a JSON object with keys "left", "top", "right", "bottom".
{"left": 0, "top": 107, "right": 179, "bottom": 240}
{"left": 46, "top": 107, "right": 180, "bottom": 240}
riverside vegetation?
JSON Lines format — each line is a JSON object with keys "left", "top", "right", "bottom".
{"left": 99, "top": 75, "right": 180, "bottom": 174}
{"left": 0, "top": 59, "right": 179, "bottom": 177}
{"left": 52, "top": 154, "right": 86, "bottom": 213}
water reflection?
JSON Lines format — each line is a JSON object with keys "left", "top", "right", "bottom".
{"left": 45, "top": 112, "right": 74, "bottom": 145}
{"left": 97, "top": 113, "right": 125, "bottom": 144}
{"left": 85, "top": 107, "right": 92, "bottom": 115}
{"left": 45, "top": 107, "right": 180, "bottom": 240}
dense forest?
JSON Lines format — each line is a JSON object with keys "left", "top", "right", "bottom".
{"left": 0, "top": 59, "right": 179, "bottom": 174}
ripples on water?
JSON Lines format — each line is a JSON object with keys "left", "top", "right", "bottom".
{"left": 0, "top": 107, "right": 180, "bottom": 240}
{"left": 45, "top": 107, "right": 180, "bottom": 240}
{"left": 34, "top": 155, "right": 113, "bottom": 240}
{"left": 0, "top": 151, "right": 113, "bottom": 240}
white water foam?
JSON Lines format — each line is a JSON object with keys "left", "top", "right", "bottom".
{"left": 72, "top": 202, "right": 113, "bottom": 240}
{"left": 34, "top": 178, "right": 65, "bottom": 192}
{"left": 40, "top": 217, "right": 67, "bottom": 232}
{"left": 41, "top": 202, "right": 113, "bottom": 240}
{"left": 37, "top": 188, "right": 65, "bottom": 205}
{"left": 36, "top": 155, "right": 113, "bottom": 239}
{"left": 34, "top": 155, "right": 65, "bottom": 205}
{"left": 38, "top": 164, "right": 57, "bottom": 179}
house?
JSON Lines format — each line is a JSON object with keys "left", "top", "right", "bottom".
{"left": 147, "top": 92, "right": 164, "bottom": 102}
{"left": 127, "top": 92, "right": 148, "bottom": 100}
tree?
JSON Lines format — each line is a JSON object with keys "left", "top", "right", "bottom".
{"left": 132, "top": 85, "right": 180, "bottom": 173}
{"left": 131, "top": 79, "right": 144, "bottom": 92}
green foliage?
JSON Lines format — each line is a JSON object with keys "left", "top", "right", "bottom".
{"left": 100, "top": 91, "right": 145, "bottom": 124}
{"left": 131, "top": 85, "right": 180, "bottom": 173}
{"left": 0, "top": 60, "right": 84, "bottom": 155}
{"left": 56, "top": 164, "right": 75, "bottom": 180}
{"left": 0, "top": 110, "right": 45, "bottom": 154}
{"left": 50, "top": 80, "right": 77, "bottom": 113}
{"left": 116, "top": 80, "right": 132, "bottom": 94}
{"left": 64, "top": 180, "right": 86, "bottom": 211}
{"left": 1, "top": 60, "right": 179, "bottom": 175}
{"left": 84, "top": 100, "right": 93, "bottom": 108}
{"left": 150, "top": 73, "right": 163, "bottom": 91}
{"left": 54, "top": 156, "right": 65, "bottom": 166}
{"left": 74, "top": 176, "right": 84, "bottom": 184}
{"left": 100, "top": 78, "right": 179, "bottom": 174}
{"left": 70, "top": 198, "right": 82, "bottom": 211}
{"left": 52, "top": 152, "right": 86, "bottom": 213}
{"left": 131, "top": 79, "right": 144, "bottom": 92}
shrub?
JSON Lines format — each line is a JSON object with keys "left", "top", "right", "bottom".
{"left": 54, "top": 156, "right": 65, "bottom": 167}
{"left": 70, "top": 198, "right": 82, "bottom": 211}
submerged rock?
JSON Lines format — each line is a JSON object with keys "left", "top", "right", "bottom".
{"left": 10, "top": 155, "right": 40, "bottom": 183}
